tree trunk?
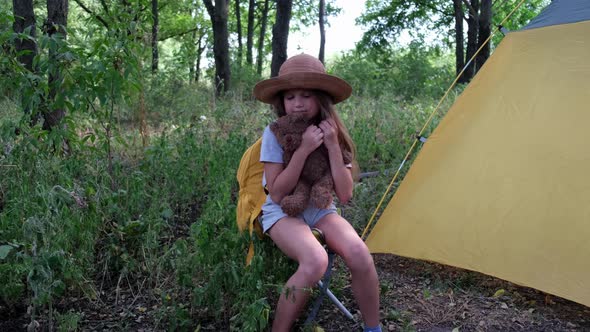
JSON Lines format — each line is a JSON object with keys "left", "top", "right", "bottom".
{"left": 270, "top": 0, "right": 292, "bottom": 77}
{"left": 475, "top": 0, "right": 492, "bottom": 72}
{"left": 246, "top": 0, "right": 255, "bottom": 65}
{"left": 189, "top": 3, "right": 204, "bottom": 84}
{"left": 12, "top": 0, "right": 38, "bottom": 122}
{"left": 453, "top": 0, "right": 466, "bottom": 83}
{"left": 464, "top": 0, "right": 479, "bottom": 82}
{"left": 318, "top": 0, "right": 325, "bottom": 63}
{"left": 203, "top": 0, "right": 231, "bottom": 95}
{"left": 195, "top": 33, "right": 205, "bottom": 83}
{"left": 235, "top": 0, "right": 243, "bottom": 64}
{"left": 152, "top": 0, "right": 159, "bottom": 73}
{"left": 12, "top": 0, "right": 37, "bottom": 73}
{"left": 189, "top": 28, "right": 196, "bottom": 82}
{"left": 44, "top": 0, "right": 68, "bottom": 131}
{"left": 256, "top": 0, "right": 270, "bottom": 75}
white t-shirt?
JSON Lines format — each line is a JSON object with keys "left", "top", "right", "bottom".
{"left": 260, "top": 125, "right": 283, "bottom": 188}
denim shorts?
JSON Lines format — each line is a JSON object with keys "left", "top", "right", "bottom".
{"left": 260, "top": 195, "right": 337, "bottom": 233}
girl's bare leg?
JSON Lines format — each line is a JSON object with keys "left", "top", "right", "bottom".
{"left": 268, "top": 216, "right": 329, "bottom": 332}
{"left": 316, "top": 213, "right": 381, "bottom": 327}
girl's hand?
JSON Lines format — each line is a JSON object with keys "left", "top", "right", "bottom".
{"left": 300, "top": 125, "right": 324, "bottom": 155}
{"left": 319, "top": 118, "right": 339, "bottom": 149}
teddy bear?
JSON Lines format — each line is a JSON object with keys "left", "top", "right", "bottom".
{"left": 270, "top": 113, "right": 352, "bottom": 216}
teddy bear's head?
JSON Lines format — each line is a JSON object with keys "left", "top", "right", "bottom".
{"left": 270, "top": 114, "right": 311, "bottom": 153}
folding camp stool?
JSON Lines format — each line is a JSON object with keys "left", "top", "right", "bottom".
{"left": 304, "top": 227, "right": 355, "bottom": 325}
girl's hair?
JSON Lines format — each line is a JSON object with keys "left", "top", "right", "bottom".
{"left": 272, "top": 90, "right": 360, "bottom": 180}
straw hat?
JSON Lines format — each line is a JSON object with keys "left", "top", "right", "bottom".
{"left": 253, "top": 53, "right": 352, "bottom": 104}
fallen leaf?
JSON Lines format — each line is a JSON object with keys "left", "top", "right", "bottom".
{"left": 493, "top": 289, "right": 506, "bottom": 298}
{"left": 0, "top": 244, "right": 14, "bottom": 259}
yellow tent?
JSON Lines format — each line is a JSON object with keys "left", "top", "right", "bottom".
{"left": 365, "top": 0, "right": 590, "bottom": 307}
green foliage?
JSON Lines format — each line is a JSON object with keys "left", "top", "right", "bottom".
{"left": 0, "top": 9, "right": 19, "bottom": 99}
{"left": 230, "top": 62, "right": 267, "bottom": 100}
{"left": 331, "top": 42, "right": 453, "bottom": 101}
{"left": 357, "top": 0, "right": 549, "bottom": 50}
{"left": 167, "top": 126, "right": 294, "bottom": 331}
{"left": 357, "top": 0, "right": 551, "bottom": 73}
{"left": 0, "top": 261, "right": 26, "bottom": 304}
{"left": 358, "top": 0, "right": 452, "bottom": 49}
{"left": 55, "top": 310, "right": 81, "bottom": 332}
{"left": 290, "top": 0, "right": 342, "bottom": 28}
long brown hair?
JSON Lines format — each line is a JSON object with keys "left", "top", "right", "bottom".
{"left": 271, "top": 90, "right": 360, "bottom": 180}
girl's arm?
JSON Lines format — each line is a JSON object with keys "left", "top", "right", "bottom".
{"left": 265, "top": 125, "right": 324, "bottom": 203}
{"left": 319, "top": 118, "right": 353, "bottom": 204}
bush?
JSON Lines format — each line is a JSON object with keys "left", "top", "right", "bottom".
{"left": 330, "top": 41, "right": 454, "bottom": 101}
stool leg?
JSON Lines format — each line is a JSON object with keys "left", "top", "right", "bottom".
{"left": 318, "top": 280, "right": 355, "bottom": 320}
{"left": 304, "top": 251, "right": 355, "bottom": 326}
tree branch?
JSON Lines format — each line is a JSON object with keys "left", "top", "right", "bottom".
{"left": 462, "top": 0, "right": 479, "bottom": 20}
{"left": 202, "top": 0, "right": 214, "bottom": 18}
{"left": 73, "top": 0, "right": 110, "bottom": 29}
{"left": 160, "top": 27, "right": 201, "bottom": 41}
{"left": 421, "top": 1, "right": 449, "bottom": 17}
{"left": 158, "top": 2, "right": 169, "bottom": 11}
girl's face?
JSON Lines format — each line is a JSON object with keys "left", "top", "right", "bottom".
{"left": 282, "top": 89, "right": 320, "bottom": 120}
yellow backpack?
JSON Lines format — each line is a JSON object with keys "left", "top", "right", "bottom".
{"left": 236, "top": 138, "right": 266, "bottom": 265}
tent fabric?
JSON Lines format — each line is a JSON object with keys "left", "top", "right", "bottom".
{"left": 365, "top": 19, "right": 590, "bottom": 307}
{"left": 521, "top": 0, "right": 590, "bottom": 31}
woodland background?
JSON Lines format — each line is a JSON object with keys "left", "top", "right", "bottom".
{"left": 3, "top": 1, "right": 588, "bottom": 331}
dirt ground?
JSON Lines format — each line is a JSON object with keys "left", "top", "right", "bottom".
{"left": 2, "top": 253, "right": 589, "bottom": 331}
{"left": 310, "top": 254, "right": 590, "bottom": 331}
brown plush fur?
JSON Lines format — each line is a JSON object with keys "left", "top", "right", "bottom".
{"left": 270, "top": 114, "right": 352, "bottom": 216}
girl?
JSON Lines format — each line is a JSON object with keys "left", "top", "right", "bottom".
{"left": 253, "top": 54, "right": 381, "bottom": 332}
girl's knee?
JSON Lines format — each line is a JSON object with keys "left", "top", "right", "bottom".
{"left": 343, "top": 242, "right": 374, "bottom": 271}
{"left": 298, "top": 249, "right": 329, "bottom": 282}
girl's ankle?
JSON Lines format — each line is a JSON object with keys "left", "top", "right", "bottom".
{"left": 363, "top": 324, "right": 382, "bottom": 332}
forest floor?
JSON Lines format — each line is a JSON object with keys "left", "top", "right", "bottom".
{"left": 310, "top": 254, "right": 590, "bottom": 332}
{"left": 2, "top": 253, "right": 589, "bottom": 331}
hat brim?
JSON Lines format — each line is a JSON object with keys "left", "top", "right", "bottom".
{"left": 253, "top": 72, "right": 352, "bottom": 104}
